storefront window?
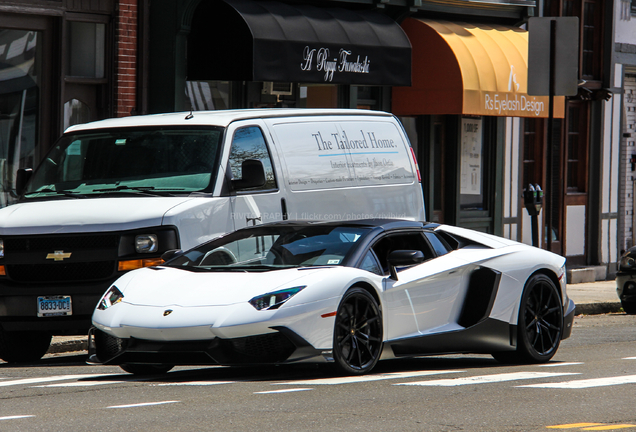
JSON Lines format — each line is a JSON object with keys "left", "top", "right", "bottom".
{"left": 67, "top": 21, "right": 105, "bottom": 79}
{"left": 185, "top": 80, "right": 230, "bottom": 110}
{"left": 459, "top": 117, "right": 485, "bottom": 210}
{"left": 0, "top": 29, "right": 40, "bottom": 207}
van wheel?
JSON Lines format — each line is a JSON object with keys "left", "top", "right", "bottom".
{"left": 120, "top": 363, "right": 174, "bottom": 375}
{"left": 333, "top": 288, "right": 383, "bottom": 375}
{"left": 0, "top": 330, "right": 52, "bottom": 363}
{"left": 492, "top": 274, "right": 563, "bottom": 364}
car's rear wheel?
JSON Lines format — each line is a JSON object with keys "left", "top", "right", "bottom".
{"left": 621, "top": 300, "right": 636, "bottom": 315}
{"left": 119, "top": 363, "right": 174, "bottom": 375}
{"left": 0, "top": 330, "right": 52, "bottom": 363}
{"left": 492, "top": 274, "right": 563, "bottom": 364}
{"left": 333, "top": 287, "right": 383, "bottom": 375}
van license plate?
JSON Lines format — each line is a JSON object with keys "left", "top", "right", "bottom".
{"left": 37, "top": 296, "right": 72, "bottom": 317}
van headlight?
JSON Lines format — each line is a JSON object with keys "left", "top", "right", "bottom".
{"left": 98, "top": 286, "right": 124, "bottom": 310}
{"left": 135, "top": 234, "right": 158, "bottom": 253}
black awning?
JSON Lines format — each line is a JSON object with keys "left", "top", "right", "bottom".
{"left": 187, "top": 0, "right": 411, "bottom": 86}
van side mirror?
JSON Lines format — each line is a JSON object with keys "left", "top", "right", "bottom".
{"left": 387, "top": 249, "right": 425, "bottom": 280}
{"left": 15, "top": 168, "right": 33, "bottom": 196}
{"left": 231, "top": 159, "right": 266, "bottom": 190}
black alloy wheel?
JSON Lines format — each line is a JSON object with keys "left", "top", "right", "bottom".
{"left": 333, "top": 287, "right": 383, "bottom": 375}
{"left": 493, "top": 273, "right": 563, "bottom": 364}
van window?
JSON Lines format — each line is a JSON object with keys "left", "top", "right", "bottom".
{"left": 229, "top": 127, "right": 276, "bottom": 190}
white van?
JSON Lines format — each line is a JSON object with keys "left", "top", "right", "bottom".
{"left": 0, "top": 108, "right": 424, "bottom": 362}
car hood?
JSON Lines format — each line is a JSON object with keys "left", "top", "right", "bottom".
{"left": 0, "top": 197, "right": 196, "bottom": 235}
{"left": 117, "top": 266, "right": 325, "bottom": 307}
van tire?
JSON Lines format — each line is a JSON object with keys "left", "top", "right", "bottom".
{"left": 0, "top": 330, "right": 52, "bottom": 363}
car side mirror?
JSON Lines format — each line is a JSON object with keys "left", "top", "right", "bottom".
{"left": 161, "top": 249, "right": 183, "bottom": 262}
{"left": 231, "top": 159, "right": 266, "bottom": 190}
{"left": 15, "top": 168, "right": 33, "bottom": 196}
{"left": 387, "top": 249, "right": 425, "bottom": 280}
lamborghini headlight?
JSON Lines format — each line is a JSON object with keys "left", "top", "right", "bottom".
{"left": 249, "top": 286, "right": 306, "bottom": 311}
{"left": 98, "top": 285, "right": 124, "bottom": 310}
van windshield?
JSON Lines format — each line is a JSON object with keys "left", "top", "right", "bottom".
{"left": 23, "top": 127, "right": 223, "bottom": 198}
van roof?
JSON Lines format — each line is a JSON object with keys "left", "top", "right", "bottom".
{"left": 65, "top": 109, "right": 394, "bottom": 133}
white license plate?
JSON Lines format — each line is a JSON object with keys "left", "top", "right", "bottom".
{"left": 37, "top": 296, "right": 72, "bottom": 317}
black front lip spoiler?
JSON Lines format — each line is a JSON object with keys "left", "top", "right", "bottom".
{"left": 88, "top": 326, "right": 324, "bottom": 366}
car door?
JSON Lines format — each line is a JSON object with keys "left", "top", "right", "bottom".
{"left": 225, "top": 122, "right": 286, "bottom": 230}
{"left": 373, "top": 231, "right": 471, "bottom": 340}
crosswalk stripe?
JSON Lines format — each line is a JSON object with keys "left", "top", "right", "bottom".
{"left": 33, "top": 381, "right": 127, "bottom": 388}
{"left": 277, "top": 370, "right": 465, "bottom": 385}
{"left": 0, "top": 374, "right": 118, "bottom": 388}
{"left": 255, "top": 388, "right": 313, "bottom": 394}
{"left": 0, "top": 415, "right": 35, "bottom": 421}
{"left": 395, "top": 372, "right": 579, "bottom": 387}
{"left": 106, "top": 401, "right": 180, "bottom": 409}
{"left": 518, "top": 374, "right": 636, "bottom": 389}
{"left": 539, "top": 362, "right": 584, "bottom": 367}
{"left": 156, "top": 381, "right": 235, "bottom": 386}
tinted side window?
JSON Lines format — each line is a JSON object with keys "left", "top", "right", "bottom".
{"left": 229, "top": 126, "right": 276, "bottom": 190}
{"left": 359, "top": 250, "right": 383, "bottom": 275}
{"left": 371, "top": 232, "right": 434, "bottom": 275}
{"left": 424, "top": 232, "right": 450, "bottom": 256}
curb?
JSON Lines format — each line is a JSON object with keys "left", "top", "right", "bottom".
{"left": 574, "top": 302, "right": 623, "bottom": 316}
{"left": 46, "top": 338, "right": 88, "bottom": 355}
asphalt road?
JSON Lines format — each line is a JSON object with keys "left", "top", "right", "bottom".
{"left": 1, "top": 313, "right": 636, "bottom": 432}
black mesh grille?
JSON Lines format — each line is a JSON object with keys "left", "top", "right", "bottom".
{"left": 4, "top": 235, "right": 119, "bottom": 252}
{"left": 95, "top": 330, "right": 124, "bottom": 360}
{"left": 6, "top": 261, "right": 117, "bottom": 282}
{"left": 227, "top": 332, "right": 296, "bottom": 363}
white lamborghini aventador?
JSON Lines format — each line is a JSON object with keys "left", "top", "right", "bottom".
{"left": 89, "top": 219, "right": 575, "bottom": 375}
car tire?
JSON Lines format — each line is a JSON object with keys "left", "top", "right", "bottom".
{"left": 492, "top": 273, "right": 563, "bottom": 364}
{"left": 621, "top": 300, "right": 636, "bottom": 315}
{"left": 119, "top": 363, "right": 174, "bottom": 375}
{"left": 333, "top": 287, "right": 383, "bottom": 375}
{"left": 0, "top": 330, "right": 52, "bottom": 363}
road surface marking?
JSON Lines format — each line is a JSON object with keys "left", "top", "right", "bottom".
{"left": 0, "top": 374, "right": 117, "bottom": 387}
{"left": 539, "top": 362, "right": 584, "bottom": 367}
{"left": 33, "top": 380, "right": 127, "bottom": 388}
{"left": 254, "top": 388, "right": 313, "bottom": 394}
{"left": 519, "top": 374, "right": 636, "bottom": 389}
{"left": 277, "top": 370, "right": 465, "bottom": 385}
{"left": 396, "top": 372, "right": 579, "bottom": 386}
{"left": 581, "top": 425, "right": 636, "bottom": 430}
{"left": 106, "top": 401, "right": 180, "bottom": 409}
{"left": 0, "top": 415, "right": 35, "bottom": 421}
{"left": 547, "top": 423, "right": 603, "bottom": 429}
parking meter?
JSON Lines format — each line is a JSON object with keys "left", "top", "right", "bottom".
{"left": 523, "top": 184, "right": 543, "bottom": 247}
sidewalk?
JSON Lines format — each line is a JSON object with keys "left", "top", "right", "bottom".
{"left": 45, "top": 280, "right": 623, "bottom": 356}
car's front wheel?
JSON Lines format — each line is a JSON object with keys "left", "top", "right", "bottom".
{"left": 493, "top": 273, "right": 563, "bottom": 364}
{"left": 333, "top": 287, "right": 383, "bottom": 375}
{"left": 119, "top": 363, "right": 174, "bottom": 375}
{"left": 0, "top": 330, "right": 52, "bottom": 363}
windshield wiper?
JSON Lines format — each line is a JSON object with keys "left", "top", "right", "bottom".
{"left": 24, "top": 188, "right": 85, "bottom": 198}
{"left": 92, "top": 186, "right": 184, "bottom": 196}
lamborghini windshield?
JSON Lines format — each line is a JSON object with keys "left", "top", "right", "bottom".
{"left": 23, "top": 127, "right": 223, "bottom": 198}
{"left": 166, "top": 225, "right": 371, "bottom": 271}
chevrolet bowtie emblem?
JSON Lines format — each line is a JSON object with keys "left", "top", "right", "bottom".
{"left": 163, "top": 309, "right": 173, "bottom": 316}
{"left": 46, "top": 250, "right": 72, "bottom": 261}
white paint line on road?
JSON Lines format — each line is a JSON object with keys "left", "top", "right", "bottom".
{"left": 255, "top": 388, "right": 313, "bottom": 394}
{"left": 277, "top": 370, "right": 465, "bottom": 386}
{"left": 623, "top": 357, "right": 636, "bottom": 360}
{"left": 395, "top": 372, "right": 580, "bottom": 387}
{"left": 106, "top": 401, "right": 180, "bottom": 409}
{"left": 518, "top": 374, "right": 636, "bottom": 389}
{"left": 0, "top": 415, "right": 35, "bottom": 421}
{"left": 538, "top": 362, "right": 584, "bottom": 367}
{"left": 0, "top": 374, "right": 119, "bottom": 388}
{"left": 156, "top": 381, "right": 235, "bottom": 386}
